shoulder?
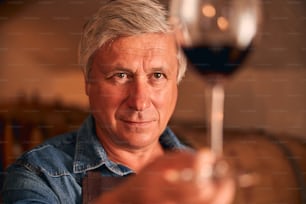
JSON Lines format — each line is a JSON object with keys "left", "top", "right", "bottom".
{"left": 2, "top": 131, "right": 83, "bottom": 203}
{"left": 13, "top": 131, "right": 78, "bottom": 176}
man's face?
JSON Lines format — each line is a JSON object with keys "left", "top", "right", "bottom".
{"left": 86, "top": 33, "right": 179, "bottom": 150}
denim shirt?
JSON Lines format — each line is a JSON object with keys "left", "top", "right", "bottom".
{"left": 1, "top": 115, "right": 188, "bottom": 204}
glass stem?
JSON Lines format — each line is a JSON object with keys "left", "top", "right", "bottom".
{"left": 206, "top": 82, "right": 224, "bottom": 157}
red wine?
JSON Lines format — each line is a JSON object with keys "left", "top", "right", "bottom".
{"left": 183, "top": 45, "right": 251, "bottom": 76}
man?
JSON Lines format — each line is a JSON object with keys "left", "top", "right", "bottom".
{"left": 2, "top": 0, "right": 235, "bottom": 203}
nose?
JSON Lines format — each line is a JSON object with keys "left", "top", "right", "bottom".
{"left": 127, "top": 79, "right": 151, "bottom": 111}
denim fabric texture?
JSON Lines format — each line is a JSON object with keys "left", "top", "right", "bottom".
{"left": 1, "top": 115, "right": 187, "bottom": 203}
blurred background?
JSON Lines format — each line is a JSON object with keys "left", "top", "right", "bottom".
{"left": 0, "top": 0, "right": 305, "bottom": 203}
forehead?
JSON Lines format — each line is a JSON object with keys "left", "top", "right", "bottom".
{"left": 96, "top": 33, "right": 178, "bottom": 61}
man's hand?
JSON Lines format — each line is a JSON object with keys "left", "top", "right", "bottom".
{"left": 93, "top": 150, "right": 235, "bottom": 204}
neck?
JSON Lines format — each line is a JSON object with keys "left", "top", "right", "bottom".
{"left": 105, "top": 143, "right": 164, "bottom": 173}
{"left": 97, "top": 132, "right": 164, "bottom": 173}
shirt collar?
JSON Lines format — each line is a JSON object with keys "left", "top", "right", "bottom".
{"left": 73, "top": 115, "right": 188, "bottom": 174}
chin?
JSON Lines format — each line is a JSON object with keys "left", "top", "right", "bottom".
{"left": 118, "top": 133, "right": 159, "bottom": 149}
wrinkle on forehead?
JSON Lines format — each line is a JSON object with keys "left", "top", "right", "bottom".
{"left": 101, "top": 33, "right": 177, "bottom": 55}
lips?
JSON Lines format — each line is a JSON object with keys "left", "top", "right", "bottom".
{"left": 121, "top": 119, "right": 155, "bottom": 124}
{"left": 119, "top": 118, "right": 156, "bottom": 127}
{"left": 117, "top": 111, "right": 157, "bottom": 127}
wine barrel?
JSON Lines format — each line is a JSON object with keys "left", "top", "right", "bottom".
{"left": 224, "top": 131, "right": 306, "bottom": 204}
{"left": 171, "top": 124, "right": 306, "bottom": 204}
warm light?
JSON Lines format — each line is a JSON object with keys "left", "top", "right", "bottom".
{"left": 202, "top": 4, "right": 216, "bottom": 18}
{"left": 236, "top": 12, "right": 257, "bottom": 48}
{"left": 217, "top": 16, "right": 229, "bottom": 31}
{"left": 180, "top": 0, "right": 198, "bottom": 22}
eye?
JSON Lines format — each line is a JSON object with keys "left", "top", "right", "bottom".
{"left": 115, "top": 72, "right": 128, "bottom": 79}
{"left": 153, "top": 72, "right": 165, "bottom": 79}
{"left": 150, "top": 72, "right": 167, "bottom": 86}
{"left": 108, "top": 72, "right": 132, "bottom": 84}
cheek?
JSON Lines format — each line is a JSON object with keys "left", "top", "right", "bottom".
{"left": 87, "top": 84, "right": 126, "bottom": 113}
{"left": 154, "top": 85, "right": 178, "bottom": 115}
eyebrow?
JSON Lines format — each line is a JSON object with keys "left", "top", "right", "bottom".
{"left": 102, "top": 66, "right": 133, "bottom": 76}
{"left": 150, "top": 67, "right": 169, "bottom": 73}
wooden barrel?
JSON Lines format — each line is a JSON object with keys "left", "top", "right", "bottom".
{"left": 224, "top": 131, "right": 306, "bottom": 204}
{"left": 171, "top": 124, "right": 306, "bottom": 204}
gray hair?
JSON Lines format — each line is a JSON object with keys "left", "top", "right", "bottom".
{"left": 78, "top": 0, "right": 186, "bottom": 83}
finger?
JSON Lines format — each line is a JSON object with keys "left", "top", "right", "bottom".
{"left": 194, "top": 149, "right": 236, "bottom": 204}
{"left": 211, "top": 177, "right": 236, "bottom": 204}
{"left": 194, "top": 149, "right": 216, "bottom": 185}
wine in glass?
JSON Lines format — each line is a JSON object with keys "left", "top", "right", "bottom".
{"left": 169, "top": 0, "right": 261, "bottom": 156}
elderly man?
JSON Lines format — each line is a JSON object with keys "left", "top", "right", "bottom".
{"left": 2, "top": 0, "right": 235, "bottom": 203}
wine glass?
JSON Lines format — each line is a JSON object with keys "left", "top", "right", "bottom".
{"left": 169, "top": 0, "right": 261, "bottom": 157}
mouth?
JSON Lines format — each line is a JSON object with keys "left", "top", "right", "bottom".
{"left": 120, "top": 119, "right": 155, "bottom": 127}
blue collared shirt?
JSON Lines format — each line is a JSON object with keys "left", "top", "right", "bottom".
{"left": 1, "top": 115, "right": 188, "bottom": 203}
